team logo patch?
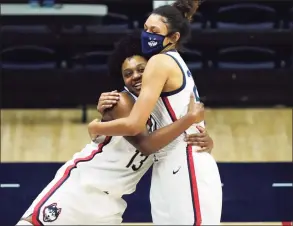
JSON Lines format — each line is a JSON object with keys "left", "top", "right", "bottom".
{"left": 43, "top": 203, "right": 61, "bottom": 222}
{"left": 148, "top": 37, "right": 158, "bottom": 47}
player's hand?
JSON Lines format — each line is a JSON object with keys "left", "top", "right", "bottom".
{"left": 97, "top": 90, "right": 120, "bottom": 114}
{"left": 187, "top": 93, "right": 204, "bottom": 123}
{"left": 184, "top": 126, "right": 214, "bottom": 153}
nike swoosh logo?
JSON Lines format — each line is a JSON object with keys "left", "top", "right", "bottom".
{"left": 173, "top": 166, "right": 181, "bottom": 174}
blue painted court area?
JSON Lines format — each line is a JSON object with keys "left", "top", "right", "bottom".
{"left": 0, "top": 163, "right": 292, "bottom": 225}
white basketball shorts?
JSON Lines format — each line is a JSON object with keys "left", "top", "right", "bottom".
{"left": 150, "top": 145, "right": 222, "bottom": 225}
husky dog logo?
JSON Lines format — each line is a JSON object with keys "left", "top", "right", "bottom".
{"left": 43, "top": 203, "right": 61, "bottom": 222}
{"left": 148, "top": 37, "right": 158, "bottom": 47}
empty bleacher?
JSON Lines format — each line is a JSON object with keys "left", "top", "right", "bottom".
{"left": 1, "top": 0, "right": 292, "bottom": 121}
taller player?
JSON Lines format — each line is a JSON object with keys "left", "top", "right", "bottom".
{"left": 16, "top": 34, "right": 213, "bottom": 225}
{"left": 88, "top": 0, "right": 222, "bottom": 224}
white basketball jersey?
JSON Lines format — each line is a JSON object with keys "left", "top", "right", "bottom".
{"left": 151, "top": 50, "right": 205, "bottom": 153}
{"left": 62, "top": 90, "right": 153, "bottom": 198}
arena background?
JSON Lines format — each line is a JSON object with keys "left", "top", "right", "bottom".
{"left": 1, "top": 0, "right": 292, "bottom": 225}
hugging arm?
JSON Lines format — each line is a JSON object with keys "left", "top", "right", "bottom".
{"left": 90, "top": 92, "right": 204, "bottom": 155}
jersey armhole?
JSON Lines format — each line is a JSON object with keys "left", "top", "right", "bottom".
{"left": 160, "top": 53, "right": 187, "bottom": 97}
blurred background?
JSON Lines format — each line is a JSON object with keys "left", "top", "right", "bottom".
{"left": 0, "top": 0, "right": 292, "bottom": 225}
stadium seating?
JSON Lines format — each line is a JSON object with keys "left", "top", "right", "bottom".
{"left": 1, "top": 0, "right": 292, "bottom": 112}
{"left": 1, "top": 45, "right": 57, "bottom": 70}
{"left": 215, "top": 3, "right": 278, "bottom": 29}
{"left": 87, "top": 13, "right": 130, "bottom": 33}
{"left": 70, "top": 50, "right": 111, "bottom": 72}
{"left": 190, "top": 12, "right": 206, "bottom": 30}
{"left": 217, "top": 46, "right": 277, "bottom": 69}
{"left": 1, "top": 24, "right": 52, "bottom": 34}
{"left": 290, "top": 7, "right": 293, "bottom": 28}
{"left": 181, "top": 49, "right": 204, "bottom": 70}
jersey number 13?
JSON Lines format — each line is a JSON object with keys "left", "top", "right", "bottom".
{"left": 126, "top": 150, "right": 149, "bottom": 171}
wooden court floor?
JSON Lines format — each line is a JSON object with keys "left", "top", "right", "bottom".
{"left": 1, "top": 108, "right": 292, "bottom": 162}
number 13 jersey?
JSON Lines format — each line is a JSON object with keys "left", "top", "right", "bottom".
{"left": 60, "top": 90, "right": 154, "bottom": 198}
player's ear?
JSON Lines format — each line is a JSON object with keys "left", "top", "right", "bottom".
{"left": 169, "top": 32, "right": 180, "bottom": 43}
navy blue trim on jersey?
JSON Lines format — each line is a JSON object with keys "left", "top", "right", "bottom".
{"left": 122, "top": 90, "right": 137, "bottom": 102}
{"left": 125, "top": 91, "right": 136, "bottom": 102}
{"left": 123, "top": 87, "right": 138, "bottom": 98}
{"left": 160, "top": 52, "right": 186, "bottom": 97}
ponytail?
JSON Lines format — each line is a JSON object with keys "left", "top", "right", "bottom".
{"left": 172, "top": 0, "right": 201, "bottom": 22}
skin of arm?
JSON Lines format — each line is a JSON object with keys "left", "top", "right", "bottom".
{"left": 94, "top": 92, "right": 201, "bottom": 156}
{"left": 88, "top": 54, "right": 173, "bottom": 136}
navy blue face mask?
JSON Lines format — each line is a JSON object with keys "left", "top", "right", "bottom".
{"left": 141, "top": 30, "right": 171, "bottom": 56}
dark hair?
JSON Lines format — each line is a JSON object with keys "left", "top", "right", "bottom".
{"left": 152, "top": 0, "right": 201, "bottom": 48}
{"left": 107, "top": 31, "right": 147, "bottom": 89}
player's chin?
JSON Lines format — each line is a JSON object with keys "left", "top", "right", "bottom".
{"left": 132, "top": 87, "right": 141, "bottom": 95}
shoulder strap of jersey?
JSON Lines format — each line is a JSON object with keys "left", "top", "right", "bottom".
{"left": 123, "top": 86, "right": 137, "bottom": 101}
{"left": 160, "top": 51, "right": 187, "bottom": 97}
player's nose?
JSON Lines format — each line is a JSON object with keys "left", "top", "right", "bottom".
{"left": 133, "top": 71, "right": 142, "bottom": 80}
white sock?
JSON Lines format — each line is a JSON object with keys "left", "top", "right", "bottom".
{"left": 16, "top": 220, "right": 33, "bottom": 225}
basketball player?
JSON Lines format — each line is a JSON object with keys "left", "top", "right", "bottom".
{"left": 88, "top": 0, "right": 222, "bottom": 224}
{"left": 16, "top": 37, "right": 213, "bottom": 225}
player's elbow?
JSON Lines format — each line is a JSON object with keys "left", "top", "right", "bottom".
{"left": 126, "top": 124, "right": 142, "bottom": 136}
{"left": 126, "top": 119, "right": 145, "bottom": 136}
{"left": 139, "top": 139, "right": 159, "bottom": 155}
{"left": 139, "top": 146, "right": 155, "bottom": 156}
{"left": 88, "top": 120, "right": 99, "bottom": 139}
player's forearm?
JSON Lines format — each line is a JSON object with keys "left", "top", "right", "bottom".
{"left": 138, "top": 114, "right": 194, "bottom": 155}
{"left": 88, "top": 117, "right": 144, "bottom": 137}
